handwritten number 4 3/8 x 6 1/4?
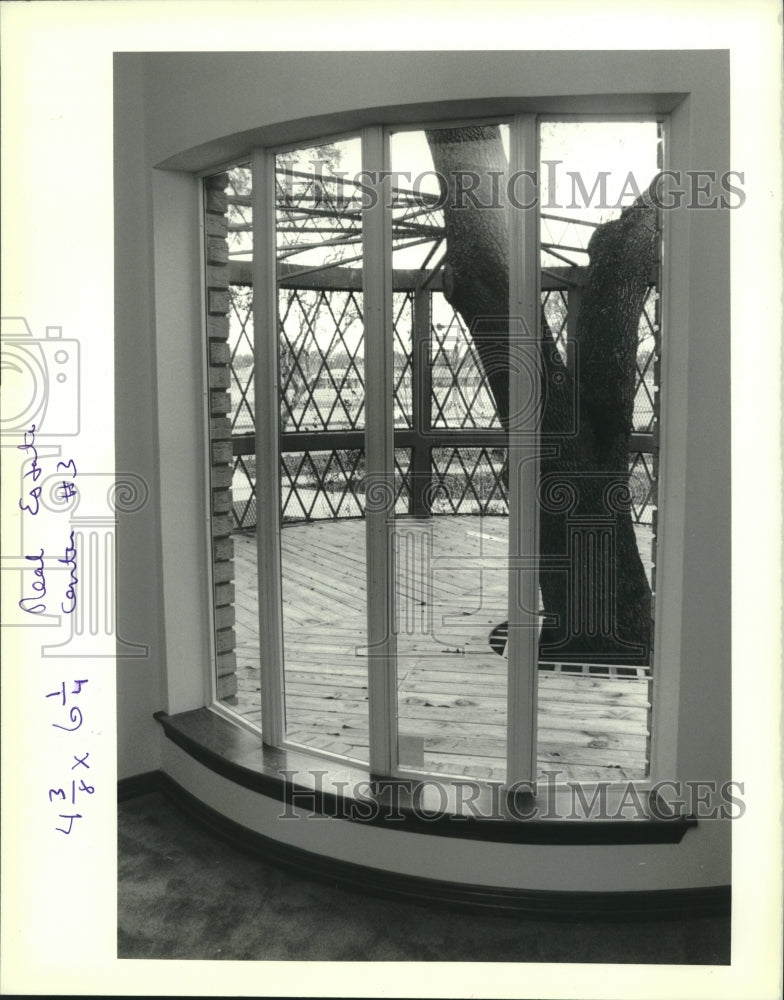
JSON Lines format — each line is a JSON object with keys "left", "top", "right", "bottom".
{"left": 46, "top": 680, "right": 94, "bottom": 835}
{"left": 15, "top": 425, "right": 90, "bottom": 834}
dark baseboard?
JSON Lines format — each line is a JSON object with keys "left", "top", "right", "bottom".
{"left": 118, "top": 768, "right": 731, "bottom": 922}
{"left": 118, "top": 770, "right": 164, "bottom": 802}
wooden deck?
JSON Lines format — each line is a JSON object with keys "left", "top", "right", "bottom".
{"left": 230, "top": 515, "right": 653, "bottom": 782}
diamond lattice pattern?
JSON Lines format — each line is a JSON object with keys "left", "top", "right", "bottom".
{"left": 393, "top": 292, "right": 413, "bottom": 428}
{"left": 280, "top": 450, "right": 365, "bottom": 521}
{"left": 279, "top": 290, "right": 364, "bottom": 432}
{"left": 228, "top": 285, "right": 255, "bottom": 434}
{"left": 279, "top": 448, "right": 413, "bottom": 523}
{"left": 225, "top": 281, "right": 658, "bottom": 529}
{"left": 634, "top": 287, "right": 658, "bottom": 432}
{"left": 231, "top": 454, "right": 257, "bottom": 531}
{"left": 542, "top": 289, "right": 569, "bottom": 361}
{"left": 431, "top": 295, "right": 501, "bottom": 429}
{"left": 628, "top": 451, "right": 656, "bottom": 525}
{"left": 430, "top": 447, "right": 508, "bottom": 516}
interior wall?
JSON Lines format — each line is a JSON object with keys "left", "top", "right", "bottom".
{"left": 114, "top": 55, "right": 166, "bottom": 778}
{"left": 140, "top": 50, "right": 716, "bottom": 171}
{"left": 114, "top": 50, "right": 732, "bottom": 884}
{"left": 150, "top": 167, "right": 214, "bottom": 715}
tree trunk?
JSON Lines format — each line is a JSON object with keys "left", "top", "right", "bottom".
{"left": 426, "top": 126, "right": 657, "bottom": 664}
{"left": 425, "top": 128, "right": 512, "bottom": 428}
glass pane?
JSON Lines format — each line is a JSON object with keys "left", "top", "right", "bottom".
{"left": 279, "top": 288, "right": 364, "bottom": 432}
{"left": 535, "top": 120, "right": 662, "bottom": 781}
{"left": 431, "top": 297, "right": 502, "bottom": 429}
{"left": 276, "top": 137, "right": 370, "bottom": 762}
{"left": 393, "top": 292, "right": 414, "bottom": 428}
{"left": 390, "top": 125, "right": 511, "bottom": 781}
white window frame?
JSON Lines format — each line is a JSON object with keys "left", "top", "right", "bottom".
{"left": 210, "top": 109, "right": 675, "bottom": 793}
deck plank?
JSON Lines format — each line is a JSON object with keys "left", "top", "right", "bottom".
{"left": 228, "top": 518, "right": 652, "bottom": 780}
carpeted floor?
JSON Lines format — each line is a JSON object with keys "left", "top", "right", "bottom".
{"left": 118, "top": 791, "right": 730, "bottom": 963}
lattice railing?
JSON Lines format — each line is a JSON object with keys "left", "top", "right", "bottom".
{"left": 431, "top": 293, "right": 502, "bottom": 430}
{"left": 227, "top": 285, "right": 254, "bottom": 435}
{"left": 393, "top": 292, "right": 414, "bottom": 428}
{"left": 226, "top": 276, "right": 659, "bottom": 530}
{"left": 279, "top": 289, "right": 364, "bottom": 432}
{"left": 430, "top": 446, "right": 508, "bottom": 516}
{"left": 277, "top": 448, "right": 412, "bottom": 523}
{"left": 635, "top": 288, "right": 658, "bottom": 433}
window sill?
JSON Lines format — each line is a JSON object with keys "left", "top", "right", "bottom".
{"left": 154, "top": 708, "right": 696, "bottom": 845}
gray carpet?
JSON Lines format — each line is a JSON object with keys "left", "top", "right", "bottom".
{"left": 118, "top": 791, "right": 730, "bottom": 963}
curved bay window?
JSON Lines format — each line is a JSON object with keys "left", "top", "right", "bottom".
{"left": 204, "top": 115, "right": 663, "bottom": 787}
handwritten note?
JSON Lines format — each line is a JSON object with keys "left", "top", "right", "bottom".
{"left": 46, "top": 680, "right": 94, "bottom": 835}
{"left": 17, "top": 426, "right": 79, "bottom": 616}
{"left": 17, "top": 424, "right": 92, "bottom": 835}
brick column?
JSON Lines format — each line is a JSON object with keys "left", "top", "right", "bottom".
{"left": 204, "top": 173, "right": 237, "bottom": 702}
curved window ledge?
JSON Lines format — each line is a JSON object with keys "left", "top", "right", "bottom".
{"left": 154, "top": 709, "right": 696, "bottom": 846}
{"left": 122, "top": 767, "right": 730, "bottom": 922}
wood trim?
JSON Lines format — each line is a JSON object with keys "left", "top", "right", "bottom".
{"left": 117, "top": 770, "right": 164, "bottom": 802}
{"left": 648, "top": 114, "right": 682, "bottom": 785}
{"left": 362, "top": 125, "right": 398, "bottom": 776}
{"left": 230, "top": 260, "right": 658, "bottom": 294}
{"left": 234, "top": 429, "right": 655, "bottom": 458}
{"left": 154, "top": 708, "right": 698, "bottom": 846}
{"left": 230, "top": 260, "right": 595, "bottom": 293}
{"left": 506, "top": 113, "right": 541, "bottom": 785}
{"left": 253, "top": 146, "right": 286, "bottom": 746}
{"left": 157, "top": 88, "right": 688, "bottom": 174}
{"left": 123, "top": 759, "right": 726, "bottom": 921}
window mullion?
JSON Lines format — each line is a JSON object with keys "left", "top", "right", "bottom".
{"left": 362, "top": 125, "right": 398, "bottom": 776}
{"left": 253, "top": 146, "right": 286, "bottom": 746}
{"left": 506, "top": 114, "right": 541, "bottom": 787}
{"left": 648, "top": 117, "right": 675, "bottom": 785}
